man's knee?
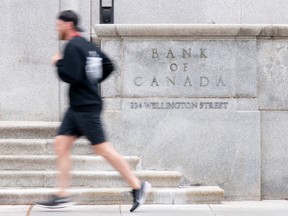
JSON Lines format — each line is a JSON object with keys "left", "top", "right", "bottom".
{"left": 93, "top": 142, "right": 114, "bottom": 157}
{"left": 54, "top": 136, "right": 75, "bottom": 155}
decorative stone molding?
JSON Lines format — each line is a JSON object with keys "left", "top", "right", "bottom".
{"left": 93, "top": 24, "right": 288, "bottom": 38}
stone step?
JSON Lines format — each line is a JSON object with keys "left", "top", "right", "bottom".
{"left": 0, "top": 156, "right": 139, "bottom": 171}
{"left": 0, "top": 139, "right": 93, "bottom": 155}
{"left": 0, "top": 121, "right": 59, "bottom": 139}
{"left": 0, "top": 187, "right": 224, "bottom": 205}
{"left": 0, "top": 171, "right": 181, "bottom": 188}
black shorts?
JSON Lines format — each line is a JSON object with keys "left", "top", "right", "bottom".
{"left": 57, "top": 108, "right": 106, "bottom": 145}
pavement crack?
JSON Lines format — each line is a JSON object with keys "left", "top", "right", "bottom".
{"left": 208, "top": 204, "right": 217, "bottom": 216}
{"left": 119, "top": 205, "right": 122, "bottom": 216}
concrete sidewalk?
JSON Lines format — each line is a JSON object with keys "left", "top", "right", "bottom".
{"left": 1, "top": 201, "right": 288, "bottom": 216}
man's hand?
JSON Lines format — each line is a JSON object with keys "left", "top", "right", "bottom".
{"left": 51, "top": 53, "right": 62, "bottom": 65}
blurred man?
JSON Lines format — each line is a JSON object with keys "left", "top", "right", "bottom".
{"left": 35, "top": 10, "right": 150, "bottom": 212}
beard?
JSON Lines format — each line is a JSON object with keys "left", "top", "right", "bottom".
{"left": 58, "top": 31, "right": 67, "bottom": 40}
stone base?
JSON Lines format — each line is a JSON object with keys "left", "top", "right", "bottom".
{"left": 0, "top": 187, "right": 224, "bottom": 205}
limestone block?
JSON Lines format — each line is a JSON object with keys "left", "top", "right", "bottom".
{"left": 104, "top": 98, "right": 261, "bottom": 199}
{"left": 91, "top": 0, "right": 100, "bottom": 26}
{"left": 242, "top": 0, "right": 288, "bottom": 24}
{"left": 0, "top": 0, "right": 60, "bottom": 121}
{"left": 0, "top": 187, "right": 223, "bottom": 205}
{"left": 101, "top": 40, "right": 122, "bottom": 98}
{"left": 120, "top": 40, "right": 256, "bottom": 98}
{"left": 261, "top": 111, "right": 288, "bottom": 199}
{"left": 113, "top": 0, "right": 240, "bottom": 24}
{"left": 258, "top": 40, "right": 288, "bottom": 110}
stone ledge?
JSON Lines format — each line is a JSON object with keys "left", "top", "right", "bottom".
{"left": 0, "top": 156, "right": 139, "bottom": 171}
{"left": 93, "top": 24, "right": 288, "bottom": 38}
{"left": 0, "top": 139, "right": 93, "bottom": 155}
{"left": 0, "top": 186, "right": 224, "bottom": 204}
{"left": 0, "top": 170, "right": 181, "bottom": 188}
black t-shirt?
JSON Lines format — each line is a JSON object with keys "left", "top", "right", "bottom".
{"left": 56, "top": 36, "right": 114, "bottom": 111}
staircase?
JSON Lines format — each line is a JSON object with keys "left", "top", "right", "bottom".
{"left": 0, "top": 121, "right": 224, "bottom": 205}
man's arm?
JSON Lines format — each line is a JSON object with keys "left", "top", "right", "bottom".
{"left": 56, "top": 45, "right": 83, "bottom": 85}
{"left": 99, "top": 50, "right": 114, "bottom": 82}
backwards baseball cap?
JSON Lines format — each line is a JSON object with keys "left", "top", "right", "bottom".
{"left": 58, "top": 10, "right": 84, "bottom": 32}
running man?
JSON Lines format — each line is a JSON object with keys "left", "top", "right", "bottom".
{"left": 35, "top": 10, "right": 151, "bottom": 212}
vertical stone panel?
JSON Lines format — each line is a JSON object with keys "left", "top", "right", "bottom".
{"left": 0, "top": 0, "right": 60, "bottom": 121}
{"left": 242, "top": 0, "right": 288, "bottom": 24}
{"left": 91, "top": 0, "right": 100, "bottom": 26}
{"left": 261, "top": 112, "right": 288, "bottom": 199}
{"left": 258, "top": 40, "right": 288, "bottom": 110}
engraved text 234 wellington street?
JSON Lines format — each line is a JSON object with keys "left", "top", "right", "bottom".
{"left": 130, "top": 101, "right": 229, "bottom": 110}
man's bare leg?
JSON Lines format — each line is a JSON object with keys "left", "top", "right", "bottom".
{"left": 93, "top": 142, "right": 141, "bottom": 189}
{"left": 54, "top": 135, "right": 77, "bottom": 197}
